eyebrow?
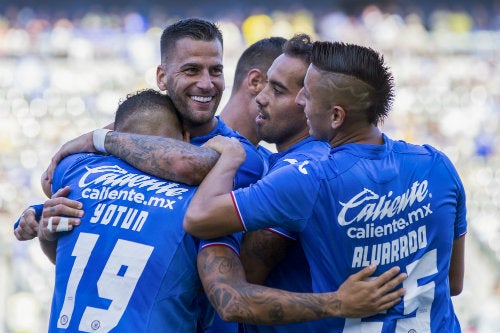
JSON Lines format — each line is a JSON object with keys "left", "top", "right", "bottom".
{"left": 269, "top": 79, "right": 288, "bottom": 92}
{"left": 179, "top": 63, "right": 223, "bottom": 69}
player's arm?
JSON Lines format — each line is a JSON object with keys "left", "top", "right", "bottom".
{"left": 35, "top": 187, "right": 82, "bottom": 264}
{"left": 13, "top": 205, "right": 43, "bottom": 241}
{"left": 45, "top": 128, "right": 220, "bottom": 187}
{"left": 44, "top": 123, "right": 114, "bottom": 185}
{"left": 15, "top": 169, "right": 83, "bottom": 242}
{"left": 449, "top": 234, "right": 465, "bottom": 296}
{"left": 184, "top": 137, "right": 246, "bottom": 239}
{"left": 41, "top": 186, "right": 83, "bottom": 230}
{"left": 37, "top": 222, "right": 57, "bottom": 264}
{"left": 29, "top": 187, "right": 83, "bottom": 263}
{"left": 101, "top": 131, "right": 220, "bottom": 185}
{"left": 198, "top": 245, "right": 406, "bottom": 324}
{"left": 240, "top": 230, "right": 292, "bottom": 284}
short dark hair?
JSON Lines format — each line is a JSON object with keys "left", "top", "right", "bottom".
{"left": 283, "top": 34, "right": 313, "bottom": 65}
{"left": 311, "top": 41, "right": 394, "bottom": 124}
{"left": 160, "top": 18, "right": 223, "bottom": 63}
{"left": 115, "top": 89, "right": 179, "bottom": 131}
{"left": 232, "top": 37, "right": 286, "bottom": 91}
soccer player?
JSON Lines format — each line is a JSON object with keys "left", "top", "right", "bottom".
{"left": 210, "top": 34, "right": 330, "bottom": 333}
{"left": 208, "top": 36, "right": 286, "bottom": 332}
{"left": 219, "top": 36, "right": 286, "bottom": 153}
{"left": 15, "top": 17, "right": 265, "bottom": 243}
{"left": 38, "top": 89, "right": 405, "bottom": 332}
{"left": 15, "top": 19, "right": 406, "bottom": 332}
{"left": 183, "top": 41, "right": 467, "bottom": 332}
{"left": 38, "top": 89, "right": 208, "bottom": 332}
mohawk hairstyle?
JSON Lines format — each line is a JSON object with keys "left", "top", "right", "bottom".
{"left": 311, "top": 41, "right": 394, "bottom": 124}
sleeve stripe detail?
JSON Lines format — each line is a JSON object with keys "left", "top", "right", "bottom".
{"left": 264, "top": 228, "right": 297, "bottom": 240}
{"left": 230, "top": 192, "right": 247, "bottom": 232}
{"left": 200, "top": 243, "right": 240, "bottom": 256}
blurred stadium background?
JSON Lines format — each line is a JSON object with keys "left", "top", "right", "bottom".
{"left": 1, "top": 0, "right": 500, "bottom": 332}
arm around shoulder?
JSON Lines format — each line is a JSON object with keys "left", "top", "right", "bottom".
{"left": 198, "top": 247, "right": 407, "bottom": 325}
{"left": 104, "top": 131, "right": 220, "bottom": 186}
{"left": 184, "top": 136, "right": 247, "bottom": 238}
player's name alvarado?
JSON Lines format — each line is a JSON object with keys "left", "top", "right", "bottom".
{"left": 78, "top": 164, "right": 190, "bottom": 197}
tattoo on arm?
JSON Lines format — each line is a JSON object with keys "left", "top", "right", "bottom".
{"left": 198, "top": 247, "right": 341, "bottom": 325}
{"left": 105, "top": 132, "right": 219, "bottom": 185}
{"left": 240, "top": 230, "right": 292, "bottom": 284}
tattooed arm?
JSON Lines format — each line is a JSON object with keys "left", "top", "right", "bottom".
{"left": 198, "top": 245, "right": 407, "bottom": 324}
{"left": 240, "top": 230, "right": 292, "bottom": 284}
{"left": 104, "top": 131, "right": 219, "bottom": 185}
{"left": 45, "top": 130, "right": 219, "bottom": 186}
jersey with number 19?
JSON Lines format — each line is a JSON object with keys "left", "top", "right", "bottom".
{"left": 49, "top": 153, "right": 202, "bottom": 333}
{"left": 232, "top": 135, "right": 467, "bottom": 332}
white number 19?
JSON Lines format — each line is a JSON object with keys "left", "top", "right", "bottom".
{"left": 56, "top": 232, "right": 153, "bottom": 332}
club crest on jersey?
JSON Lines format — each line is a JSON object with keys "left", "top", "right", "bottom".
{"left": 283, "top": 159, "right": 310, "bottom": 175}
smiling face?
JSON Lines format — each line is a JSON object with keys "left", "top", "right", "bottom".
{"left": 156, "top": 37, "right": 224, "bottom": 135}
{"left": 255, "top": 54, "right": 309, "bottom": 152}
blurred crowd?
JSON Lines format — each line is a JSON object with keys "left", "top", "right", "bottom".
{"left": 1, "top": 2, "right": 500, "bottom": 332}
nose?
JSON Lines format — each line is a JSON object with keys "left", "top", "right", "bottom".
{"left": 295, "top": 87, "right": 304, "bottom": 107}
{"left": 197, "top": 70, "right": 214, "bottom": 90}
{"left": 256, "top": 89, "right": 267, "bottom": 107}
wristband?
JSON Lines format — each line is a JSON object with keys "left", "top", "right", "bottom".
{"left": 93, "top": 128, "right": 113, "bottom": 153}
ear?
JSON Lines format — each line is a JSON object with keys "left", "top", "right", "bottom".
{"left": 156, "top": 65, "right": 167, "bottom": 91}
{"left": 247, "top": 69, "right": 266, "bottom": 96}
{"left": 331, "top": 105, "right": 346, "bottom": 129}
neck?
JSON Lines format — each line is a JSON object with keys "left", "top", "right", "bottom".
{"left": 186, "top": 117, "right": 218, "bottom": 138}
{"left": 330, "top": 124, "right": 383, "bottom": 148}
{"left": 275, "top": 131, "right": 310, "bottom": 152}
{"left": 220, "top": 96, "right": 259, "bottom": 146}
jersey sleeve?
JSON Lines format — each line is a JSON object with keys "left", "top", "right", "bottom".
{"left": 454, "top": 187, "right": 467, "bottom": 239}
{"left": 232, "top": 140, "right": 265, "bottom": 189}
{"left": 232, "top": 162, "right": 320, "bottom": 233}
{"left": 51, "top": 154, "right": 87, "bottom": 193}
{"left": 445, "top": 157, "right": 468, "bottom": 239}
{"left": 13, "top": 203, "right": 44, "bottom": 230}
{"left": 426, "top": 145, "right": 468, "bottom": 239}
{"left": 199, "top": 232, "right": 243, "bottom": 255}
{"left": 265, "top": 227, "right": 297, "bottom": 240}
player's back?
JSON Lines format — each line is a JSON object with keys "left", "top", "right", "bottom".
{"left": 304, "top": 136, "right": 466, "bottom": 331}
{"left": 233, "top": 135, "right": 465, "bottom": 332}
{"left": 49, "top": 153, "right": 205, "bottom": 333}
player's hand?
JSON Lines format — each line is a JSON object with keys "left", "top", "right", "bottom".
{"left": 39, "top": 186, "right": 83, "bottom": 241}
{"left": 335, "top": 265, "right": 406, "bottom": 318}
{"left": 203, "top": 135, "right": 246, "bottom": 163}
{"left": 14, "top": 207, "right": 39, "bottom": 241}
{"left": 44, "top": 131, "right": 95, "bottom": 186}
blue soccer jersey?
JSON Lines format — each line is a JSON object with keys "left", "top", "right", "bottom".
{"left": 244, "top": 137, "right": 330, "bottom": 333}
{"left": 233, "top": 135, "right": 467, "bottom": 332}
{"left": 190, "top": 116, "right": 265, "bottom": 187}
{"left": 202, "top": 137, "right": 329, "bottom": 333}
{"left": 49, "top": 153, "right": 204, "bottom": 333}
{"left": 192, "top": 117, "right": 264, "bottom": 333}
{"left": 257, "top": 144, "right": 273, "bottom": 176}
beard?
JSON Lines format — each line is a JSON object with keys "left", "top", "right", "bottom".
{"left": 167, "top": 90, "right": 220, "bottom": 129}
